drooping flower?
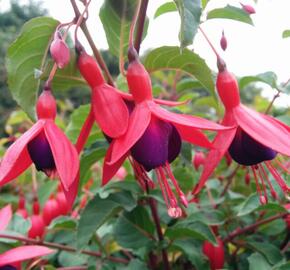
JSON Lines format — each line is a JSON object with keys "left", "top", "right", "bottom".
{"left": 0, "top": 205, "right": 54, "bottom": 270}
{"left": 0, "top": 88, "right": 79, "bottom": 206}
{"left": 240, "top": 2, "right": 256, "bottom": 14}
{"left": 42, "top": 195, "right": 61, "bottom": 225}
{"left": 102, "top": 47, "right": 232, "bottom": 217}
{"left": 16, "top": 195, "right": 28, "bottom": 219}
{"left": 193, "top": 58, "right": 290, "bottom": 203}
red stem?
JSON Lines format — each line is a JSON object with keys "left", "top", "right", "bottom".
{"left": 0, "top": 233, "right": 128, "bottom": 264}
{"left": 75, "top": 107, "right": 95, "bottom": 153}
{"left": 223, "top": 213, "right": 287, "bottom": 243}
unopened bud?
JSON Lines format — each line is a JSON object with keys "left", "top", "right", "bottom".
{"left": 193, "top": 151, "right": 205, "bottom": 170}
{"left": 50, "top": 31, "right": 70, "bottom": 69}
{"left": 244, "top": 172, "right": 250, "bottom": 185}
{"left": 240, "top": 3, "right": 256, "bottom": 14}
{"left": 220, "top": 30, "right": 227, "bottom": 51}
{"left": 259, "top": 195, "right": 267, "bottom": 205}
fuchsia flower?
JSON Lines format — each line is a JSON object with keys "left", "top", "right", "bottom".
{"left": 102, "top": 47, "right": 231, "bottom": 217}
{"left": 0, "top": 88, "right": 79, "bottom": 206}
{"left": 193, "top": 58, "right": 290, "bottom": 203}
{"left": 0, "top": 205, "right": 54, "bottom": 269}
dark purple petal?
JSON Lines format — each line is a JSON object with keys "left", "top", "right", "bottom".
{"left": 27, "top": 131, "right": 55, "bottom": 172}
{"left": 168, "top": 125, "right": 182, "bottom": 163}
{"left": 229, "top": 128, "right": 277, "bottom": 166}
{"left": 131, "top": 117, "right": 181, "bottom": 171}
{"left": 0, "top": 265, "right": 17, "bottom": 270}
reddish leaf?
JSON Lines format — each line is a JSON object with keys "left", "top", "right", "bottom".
{"left": 0, "top": 246, "right": 54, "bottom": 266}
{"left": 102, "top": 142, "right": 128, "bottom": 186}
{"left": 148, "top": 101, "right": 230, "bottom": 131}
{"left": 44, "top": 120, "right": 79, "bottom": 190}
{"left": 110, "top": 102, "right": 151, "bottom": 164}
{"left": 234, "top": 105, "right": 290, "bottom": 156}
{"left": 92, "top": 84, "right": 129, "bottom": 138}
{"left": 192, "top": 113, "right": 237, "bottom": 195}
{"left": 0, "top": 121, "right": 44, "bottom": 186}
{"left": 0, "top": 205, "right": 12, "bottom": 230}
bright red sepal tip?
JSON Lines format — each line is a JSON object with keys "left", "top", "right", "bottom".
{"left": 0, "top": 245, "right": 54, "bottom": 267}
{"left": 0, "top": 204, "right": 12, "bottom": 231}
{"left": 193, "top": 66, "right": 290, "bottom": 196}
{"left": 0, "top": 93, "right": 79, "bottom": 196}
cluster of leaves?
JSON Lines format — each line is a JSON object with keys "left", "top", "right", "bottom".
{"left": 0, "top": 0, "right": 289, "bottom": 269}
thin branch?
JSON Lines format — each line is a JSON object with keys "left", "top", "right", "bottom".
{"left": 70, "top": 0, "right": 115, "bottom": 86}
{"left": 220, "top": 165, "right": 240, "bottom": 197}
{"left": 134, "top": 0, "right": 149, "bottom": 53}
{"left": 0, "top": 233, "right": 128, "bottom": 264}
{"left": 223, "top": 213, "right": 287, "bottom": 243}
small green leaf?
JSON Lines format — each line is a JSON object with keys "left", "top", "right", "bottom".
{"left": 154, "top": 2, "right": 177, "bottom": 19}
{"left": 237, "top": 193, "right": 260, "bottom": 216}
{"left": 114, "top": 206, "right": 155, "bottom": 249}
{"left": 100, "top": 0, "right": 148, "bottom": 59}
{"left": 174, "top": 0, "right": 202, "bottom": 48}
{"left": 207, "top": 5, "right": 254, "bottom": 25}
{"left": 144, "top": 46, "right": 216, "bottom": 100}
{"left": 247, "top": 241, "right": 283, "bottom": 265}
{"left": 77, "top": 191, "right": 136, "bottom": 250}
{"left": 58, "top": 251, "right": 88, "bottom": 267}
{"left": 6, "top": 17, "right": 59, "bottom": 119}
{"left": 282, "top": 30, "right": 290, "bottom": 38}
{"left": 248, "top": 253, "right": 272, "bottom": 270}
{"left": 48, "top": 216, "right": 77, "bottom": 230}
{"left": 37, "top": 180, "right": 58, "bottom": 207}
{"left": 173, "top": 239, "right": 210, "bottom": 270}
{"left": 8, "top": 214, "right": 31, "bottom": 235}
{"left": 239, "top": 71, "right": 278, "bottom": 89}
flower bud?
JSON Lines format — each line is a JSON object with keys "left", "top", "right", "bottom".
{"left": 42, "top": 196, "right": 61, "bottom": 225}
{"left": 220, "top": 30, "right": 227, "bottom": 51}
{"left": 193, "top": 151, "right": 205, "bottom": 170}
{"left": 50, "top": 31, "right": 70, "bottom": 69}
{"left": 240, "top": 3, "right": 256, "bottom": 14}
{"left": 202, "top": 238, "right": 225, "bottom": 270}
{"left": 244, "top": 172, "right": 250, "bottom": 185}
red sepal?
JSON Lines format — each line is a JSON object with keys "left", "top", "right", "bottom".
{"left": 0, "top": 121, "right": 44, "bottom": 186}
{"left": 192, "top": 113, "right": 237, "bottom": 195}
{"left": 0, "top": 246, "right": 54, "bottom": 267}
{"left": 102, "top": 142, "right": 128, "bottom": 186}
{"left": 233, "top": 105, "right": 290, "bottom": 156}
{"left": 44, "top": 120, "right": 79, "bottom": 190}
{"left": 0, "top": 204, "right": 12, "bottom": 230}
{"left": 62, "top": 171, "right": 80, "bottom": 209}
{"left": 148, "top": 101, "right": 229, "bottom": 131}
{"left": 174, "top": 123, "right": 212, "bottom": 148}
{"left": 92, "top": 84, "right": 129, "bottom": 138}
{"left": 110, "top": 102, "right": 151, "bottom": 164}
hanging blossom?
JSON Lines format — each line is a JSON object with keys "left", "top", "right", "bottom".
{"left": 0, "top": 205, "right": 54, "bottom": 270}
{"left": 193, "top": 57, "right": 290, "bottom": 203}
{"left": 0, "top": 87, "right": 79, "bottom": 206}
{"left": 102, "top": 47, "right": 232, "bottom": 218}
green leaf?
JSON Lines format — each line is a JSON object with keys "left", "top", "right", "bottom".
{"left": 237, "top": 193, "right": 260, "bottom": 216}
{"left": 48, "top": 216, "right": 77, "bottom": 230}
{"left": 282, "top": 30, "right": 290, "bottom": 38}
{"left": 121, "top": 259, "right": 148, "bottom": 270}
{"left": 248, "top": 253, "right": 272, "bottom": 270}
{"left": 174, "top": 0, "right": 202, "bottom": 48}
{"left": 154, "top": 2, "right": 177, "bottom": 19}
{"left": 239, "top": 71, "right": 278, "bottom": 89}
{"left": 207, "top": 5, "right": 254, "bottom": 25}
{"left": 58, "top": 251, "right": 88, "bottom": 267}
{"left": 8, "top": 214, "right": 31, "bottom": 235}
{"left": 6, "top": 17, "right": 59, "bottom": 119}
{"left": 173, "top": 239, "right": 210, "bottom": 270}
{"left": 65, "top": 104, "right": 100, "bottom": 145}
{"left": 114, "top": 206, "right": 155, "bottom": 249}
{"left": 100, "top": 0, "right": 148, "bottom": 59}
{"left": 77, "top": 192, "right": 136, "bottom": 250}
{"left": 247, "top": 241, "right": 283, "bottom": 265}
{"left": 144, "top": 46, "right": 216, "bottom": 100}
{"left": 37, "top": 180, "right": 58, "bottom": 207}
{"left": 166, "top": 221, "right": 217, "bottom": 244}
